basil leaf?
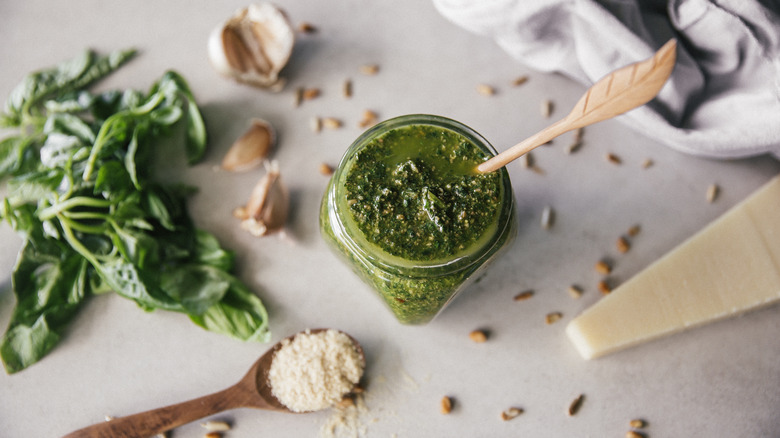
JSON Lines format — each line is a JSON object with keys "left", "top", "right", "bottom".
{"left": 6, "top": 169, "right": 64, "bottom": 205}
{"left": 3, "top": 50, "right": 92, "bottom": 126}
{"left": 158, "top": 71, "right": 207, "bottom": 164}
{"left": 94, "top": 257, "right": 180, "bottom": 312}
{"left": 112, "top": 193, "right": 153, "bottom": 230}
{"left": 149, "top": 105, "right": 183, "bottom": 127}
{"left": 0, "top": 136, "right": 33, "bottom": 179}
{"left": 3, "top": 49, "right": 136, "bottom": 126}
{"left": 95, "top": 160, "right": 133, "bottom": 196}
{"left": 194, "top": 230, "right": 235, "bottom": 271}
{"left": 109, "top": 225, "right": 160, "bottom": 269}
{"left": 43, "top": 113, "right": 96, "bottom": 144}
{"left": 160, "top": 265, "right": 231, "bottom": 315}
{"left": 142, "top": 186, "right": 179, "bottom": 231}
{"left": 0, "top": 235, "right": 89, "bottom": 373}
{"left": 1, "top": 202, "right": 36, "bottom": 236}
{"left": 90, "top": 90, "right": 124, "bottom": 121}
{"left": 189, "top": 276, "right": 270, "bottom": 343}
{"left": 44, "top": 90, "right": 94, "bottom": 114}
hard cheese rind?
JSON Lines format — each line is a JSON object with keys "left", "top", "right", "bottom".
{"left": 566, "top": 176, "right": 780, "bottom": 359}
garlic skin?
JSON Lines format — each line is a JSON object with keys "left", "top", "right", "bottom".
{"left": 238, "top": 161, "right": 289, "bottom": 237}
{"left": 208, "top": 3, "right": 295, "bottom": 89}
{"left": 221, "top": 118, "right": 276, "bottom": 172}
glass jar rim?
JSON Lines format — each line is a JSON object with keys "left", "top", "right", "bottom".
{"left": 328, "top": 114, "right": 515, "bottom": 277}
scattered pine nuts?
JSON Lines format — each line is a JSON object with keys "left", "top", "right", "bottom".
{"left": 606, "top": 153, "right": 622, "bottom": 165}
{"left": 319, "top": 163, "right": 334, "bottom": 175}
{"left": 201, "top": 420, "right": 231, "bottom": 432}
{"left": 440, "top": 396, "right": 453, "bottom": 414}
{"left": 310, "top": 116, "right": 322, "bottom": 133}
{"left": 512, "top": 76, "right": 529, "bottom": 86}
{"left": 598, "top": 280, "right": 612, "bottom": 294}
{"left": 293, "top": 86, "right": 304, "bottom": 107}
{"left": 706, "top": 184, "right": 719, "bottom": 203}
{"left": 360, "top": 64, "right": 379, "bottom": 75}
{"left": 642, "top": 158, "right": 654, "bottom": 169}
{"left": 626, "top": 431, "right": 647, "bottom": 438}
{"left": 617, "top": 236, "right": 630, "bottom": 253}
{"left": 477, "top": 84, "right": 496, "bottom": 96}
{"left": 541, "top": 206, "right": 555, "bottom": 230}
{"left": 520, "top": 152, "right": 534, "bottom": 169}
{"left": 629, "top": 419, "right": 647, "bottom": 428}
{"left": 297, "top": 22, "right": 318, "bottom": 33}
{"left": 343, "top": 79, "right": 353, "bottom": 98}
{"left": 545, "top": 312, "right": 563, "bottom": 324}
{"left": 322, "top": 117, "right": 343, "bottom": 129}
{"left": 627, "top": 225, "right": 641, "bottom": 237}
{"left": 232, "top": 206, "right": 248, "bottom": 220}
{"left": 573, "top": 127, "right": 584, "bottom": 143}
{"left": 337, "top": 396, "right": 356, "bottom": 408}
{"left": 565, "top": 141, "right": 582, "bottom": 155}
{"left": 469, "top": 329, "right": 488, "bottom": 343}
{"left": 517, "top": 150, "right": 543, "bottom": 172}
{"left": 541, "top": 99, "right": 553, "bottom": 118}
{"left": 302, "top": 87, "right": 321, "bottom": 100}
{"left": 567, "top": 394, "right": 585, "bottom": 416}
{"left": 568, "top": 285, "right": 583, "bottom": 299}
{"left": 500, "top": 407, "right": 524, "bottom": 421}
{"left": 358, "top": 109, "right": 378, "bottom": 128}
{"left": 595, "top": 260, "right": 611, "bottom": 275}
{"left": 204, "top": 433, "right": 222, "bottom": 438}
{"left": 514, "top": 290, "right": 534, "bottom": 301}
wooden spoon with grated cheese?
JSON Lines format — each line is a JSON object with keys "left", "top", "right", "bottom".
{"left": 63, "top": 329, "right": 365, "bottom": 438}
{"left": 477, "top": 39, "right": 677, "bottom": 174}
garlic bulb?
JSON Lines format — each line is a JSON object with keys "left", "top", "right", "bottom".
{"left": 221, "top": 118, "right": 276, "bottom": 172}
{"left": 236, "top": 161, "right": 289, "bottom": 237}
{"left": 208, "top": 3, "right": 295, "bottom": 89}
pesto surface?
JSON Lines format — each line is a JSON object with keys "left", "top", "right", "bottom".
{"left": 343, "top": 124, "right": 502, "bottom": 261}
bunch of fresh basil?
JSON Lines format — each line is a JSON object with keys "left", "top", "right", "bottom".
{"left": 0, "top": 49, "right": 270, "bottom": 374}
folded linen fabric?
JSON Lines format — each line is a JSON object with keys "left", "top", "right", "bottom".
{"left": 433, "top": 0, "right": 780, "bottom": 159}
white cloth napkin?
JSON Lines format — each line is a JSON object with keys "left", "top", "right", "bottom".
{"left": 433, "top": 0, "right": 780, "bottom": 159}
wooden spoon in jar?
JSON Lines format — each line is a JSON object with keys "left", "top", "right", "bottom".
{"left": 477, "top": 39, "right": 678, "bottom": 174}
{"left": 62, "top": 329, "right": 364, "bottom": 438}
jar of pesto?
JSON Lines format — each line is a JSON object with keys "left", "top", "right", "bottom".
{"left": 320, "top": 114, "right": 516, "bottom": 324}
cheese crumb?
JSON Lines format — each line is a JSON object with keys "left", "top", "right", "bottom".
{"left": 269, "top": 329, "right": 364, "bottom": 413}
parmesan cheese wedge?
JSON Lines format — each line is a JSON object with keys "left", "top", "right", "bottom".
{"left": 566, "top": 176, "right": 780, "bottom": 359}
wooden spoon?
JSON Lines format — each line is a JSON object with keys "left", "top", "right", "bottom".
{"left": 477, "top": 39, "right": 678, "bottom": 174}
{"left": 62, "top": 329, "right": 364, "bottom": 438}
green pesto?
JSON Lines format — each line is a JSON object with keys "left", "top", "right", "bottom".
{"left": 343, "top": 124, "right": 502, "bottom": 261}
{"left": 320, "top": 196, "right": 513, "bottom": 324}
{"left": 320, "top": 117, "right": 515, "bottom": 324}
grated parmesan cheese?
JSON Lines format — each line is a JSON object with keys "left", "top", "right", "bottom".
{"left": 269, "top": 329, "right": 364, "bottom": 413}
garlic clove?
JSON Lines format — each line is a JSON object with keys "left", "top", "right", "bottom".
{"left": 221, "top": 118, "right": 276, "bottom": 172}
{"left": 208, "top": 3, "right": 295, "bottom": 89}
{"left": 240, "top": 161, "right": 289, "bottom": 237}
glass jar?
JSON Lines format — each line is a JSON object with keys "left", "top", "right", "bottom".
{"left": 320, "top": 114, "right": 516, "bottom": 324}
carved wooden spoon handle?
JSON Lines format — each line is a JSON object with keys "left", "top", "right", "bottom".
{"left": 478, "top": 39, "right": 677, "bottom": 173}
{"left": 62, "top": 384, "right": 254, "bottom": 438}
